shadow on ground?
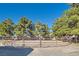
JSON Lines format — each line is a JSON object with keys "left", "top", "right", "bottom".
{"left": 0, "top": 46, "right": 33, "bottom": 56}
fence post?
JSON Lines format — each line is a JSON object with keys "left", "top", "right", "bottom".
{"left": 55, "top": 37, "right": 57, "bottom": 47}
{"left": 22, "top": 36, "right": 25, "bottom": 47}
{"left": 76, "top": 36, "right": 77, "bottom": 44}
{"left": 39, "top": 36, "right": 42, "bottom": 48}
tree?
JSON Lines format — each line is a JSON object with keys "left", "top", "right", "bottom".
{"left": 14, "top": 17, "right": 33, "bottom": 36}
{"left": 1, "top": 18, "right": 14, "bottom": 36}
{"left": 52, "top": 3, "right": 79, "bottom": 38}
{"left": 0, "top": 23, "right": 5, "bottom": 36}
{"left": 69, "top": 3, "right": 79, "bottom": 8}
{"left": 34, "top": 22, "right": 49, "bottom": 38}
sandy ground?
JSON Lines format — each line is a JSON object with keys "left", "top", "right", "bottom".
{"left": 28, "top": 43, "right": 79, "bottom": 56}
{"left": 0, "top": 40, "right": 79, "bottom": 56}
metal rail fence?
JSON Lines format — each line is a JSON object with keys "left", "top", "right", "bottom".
{"left": 0, "top": 36, "right": 71, "bottom": 48}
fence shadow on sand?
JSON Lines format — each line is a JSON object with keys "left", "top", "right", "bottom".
{"left": 0, "top": 46, "right": 33, "bottom": 56}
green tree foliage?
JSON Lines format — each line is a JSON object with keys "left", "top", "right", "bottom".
{"left": 52, "top": 3, "right": 79, "bottom": 37}
{"left": 34, "top": 22, "right": 49, "bottom": 37}
{"left": 0, "top": 18, "right": 14, "bottom": 36}
{"left": 14, "top": 17, "right": 33, "bottom": 36}
{"left": 0, "top": 17, "right": 49, "bottom": 38}
{"left": 0, "top": 23, "right": 5, "bottom": 36}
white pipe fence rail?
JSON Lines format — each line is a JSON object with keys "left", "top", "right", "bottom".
{"left": 0, "top": 36, "right": 72, "bottom": 48}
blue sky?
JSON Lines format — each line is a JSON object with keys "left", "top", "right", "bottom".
{"left": 0, "top": 3, "right": 70, "bottom": 28}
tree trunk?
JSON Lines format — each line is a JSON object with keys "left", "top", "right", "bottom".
{"left": 55, "top": 37, "right": 57, "bottom": 46}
